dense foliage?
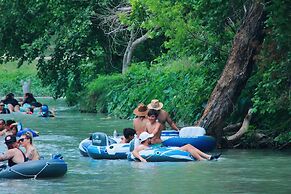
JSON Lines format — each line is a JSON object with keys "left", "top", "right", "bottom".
{"left": 83, "top": 59, "right": 216, "bottom": 124}
{"left": 250, "top": 0, "right": 291, "bottom": 145}
{"left": 0, "top": 0, "right": 290, "bottom": 147}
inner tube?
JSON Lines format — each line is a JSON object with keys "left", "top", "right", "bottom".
{"left": 79, "top": 138, "right": 92, "bottom": 157}
{"left": 162, "top": 136, "right": 216, "bottom": 152}
{"left": 87, "top": 143, "right": 130, "bottom": 159}
{"left": 128, "top": 147, "right": 195, "bottom": 162}
{"left": 0, "top": 156, "right": 67, "bottom": 179}
{"left": 79, "top": 130, "right": 181, "bottom": 157}
{"left": 161, "top": 130, "right": 179, "bottom": 141}
{"left": 17, "top": 128, "right": 39, "bottom": 137}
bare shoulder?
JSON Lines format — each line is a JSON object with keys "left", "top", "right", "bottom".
{"left": 133, "top": 118, "right": 138, "bottom": 124}
{"left": 0, "top": 149, "right": 15, "bottom": 160}
{"left": 158, "top": 109, "right": 168, "bottom": 117}
{"left": 158, "top": 109, "right": 169, "bottom": 121}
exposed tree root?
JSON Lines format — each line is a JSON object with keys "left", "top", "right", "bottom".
{"left": 223, "top": 123, "right": 242, "bottom": 133}
{"left": 226, "top": 108, "right": 253, "bottom": 141}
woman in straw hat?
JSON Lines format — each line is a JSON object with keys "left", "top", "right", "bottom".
{"left": 147, "top": 99, "right": 179, "bottom": 131}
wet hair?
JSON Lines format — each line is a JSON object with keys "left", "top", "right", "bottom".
{"left": 148, "top": 109, "right": 159, "bottom": 117}
{"left": 6, "top": 93, "right": 14, "bottom": 99}
{"left": 0, "top": 119, "right": 5, "bottom": 124}
{"left": 25, "top": 93, "right": 34, "bottom": 98}
{"left": 6, "top": 120, "right": 15, "bottom": 127}
{"left": 123, "top": 128, "right": 136, "bottom": 139}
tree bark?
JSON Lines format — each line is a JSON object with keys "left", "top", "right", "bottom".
{"left": 196, "top": 1, "right": 266, "bottom": 146}
{"left": 122, "top": 30, "right": 149, "bottom": 74}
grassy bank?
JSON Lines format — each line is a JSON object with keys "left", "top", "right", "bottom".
{"left": 0, "top": 61, "right": 52, "bottom": 97}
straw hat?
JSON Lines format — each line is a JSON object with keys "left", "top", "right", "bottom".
{"left": 147, "top": 99, "right": 163, "bottom": 110}
{"left": 133, "top": 104, "right": 148, "bottom": 116}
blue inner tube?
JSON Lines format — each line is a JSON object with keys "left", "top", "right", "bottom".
{"left": 162, "top": 136, "right": 216, "bottom": 152}
{"left": 87, "top": 143, "right": 130, "bottom": 159}
{"left": 17, "top": 128, "right": 39, "bottom": 137}
{"left": 0, "top": 157, "right": 67, "bottom": 179}
{"left": 128, "top": 147, "right": 195, "bottom": 162}
{"left": 79, "top": 138, "right": 92, "bottom": 157}
{"left": 79, "top": 130, "right": 180, "bottom": 157}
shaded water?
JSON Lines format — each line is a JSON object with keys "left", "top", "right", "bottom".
{"left": 0, "top": 98, "right": 290, "bottom": 194}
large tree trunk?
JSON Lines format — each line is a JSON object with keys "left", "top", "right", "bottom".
{"left": 196, "top": 1, "right": 266, "bottom": 147}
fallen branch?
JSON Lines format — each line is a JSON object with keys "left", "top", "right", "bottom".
{"left": 278, "top": 142, "right": 291, "bottom": 150}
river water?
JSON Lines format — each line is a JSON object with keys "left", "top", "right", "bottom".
{"left": 0, "top": 98, "right": 290, "bottom": 194}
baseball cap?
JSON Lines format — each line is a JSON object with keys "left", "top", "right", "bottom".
{"left": 139, "top": 132, "right": 154, "bottom": 143}
{"left": 4, "top": 135, "right": 17, "bottom": 145}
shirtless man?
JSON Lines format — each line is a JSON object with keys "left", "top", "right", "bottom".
{"left": 132, "top": 132, "right": 221, "bottom": 162}
{"left": 133, "top": 103, "right": 149, "bottom": 136}
{"left": 147, "top": 99, "right": 179, "bottom": 131}
{"left": 145, "top": 109, "right": 162, "bottom": 144}
{"left": 0, "top": 135, "right": 27, "bottom": 166}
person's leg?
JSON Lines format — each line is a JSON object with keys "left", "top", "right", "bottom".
{"left": 179, "top": 144, "right": 211, "bottom": 160}
{"left": 7, "top": 104, "right": 14, "bottom": 112}
{"left": 14, "top": 105, "right": 20, "bottom": 112}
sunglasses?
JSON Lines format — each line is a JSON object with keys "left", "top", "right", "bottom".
{"left": 18, "top": 138, "right": 27, "bottom": 142}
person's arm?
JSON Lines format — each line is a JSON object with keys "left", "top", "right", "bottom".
{"left": 151, "top": 122, "right": 161, "bottom": 136}
{"left": 0, "top": 150, "right": 13, "bottom": 161}
{"left": 166, "top": 113, "right": 179, "bottom": 131}
{"left": 132, "top": 145, "right": 147, "bottom": 162}
{"left": 0, "top": 128, "right": 7, "bottom": 136}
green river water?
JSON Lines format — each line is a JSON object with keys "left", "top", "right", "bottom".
{"left": 0, "top": 98, "right": 290, "bottom": 194}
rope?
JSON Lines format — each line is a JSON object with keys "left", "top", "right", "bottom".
{"left": 9, "top": 162, "right": 50, "bottom": 179}
{"left": 33, "top": 162, "right": 49, "bottom": 179}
